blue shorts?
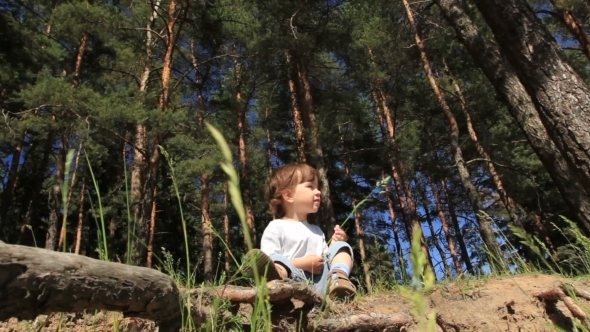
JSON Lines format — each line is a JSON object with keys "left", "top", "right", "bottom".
{"left": 270, "top": 241, "right": 354, "bottom": 295}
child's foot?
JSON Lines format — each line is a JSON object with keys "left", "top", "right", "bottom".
{"left": 327, "top": 270, "right": 356, "bottom": 300}
{"left": 241, "top": 249, "right": 284, "bottom": 281}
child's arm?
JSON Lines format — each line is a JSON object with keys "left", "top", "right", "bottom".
{"left": 290, "top": 255, "right": 324, "bottom": 274}
{"left": 328, "top": 224, "right": 348, "bottom": 248}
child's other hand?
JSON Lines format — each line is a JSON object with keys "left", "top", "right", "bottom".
{"left": 332, "top": 224, "right": 348, "bottom": 242}
{"left": 308, "top": 254, "right": 324, "bottom": 274}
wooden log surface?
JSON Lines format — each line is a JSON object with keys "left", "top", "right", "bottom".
{"left": 0, "top": 241, "right": 183, "bottom": 329}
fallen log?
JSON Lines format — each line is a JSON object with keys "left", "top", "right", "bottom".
{"left": 0, "top": 241, "right": 413, "bottom": 332}
{"left": 0, "top": 241, "right": 185, "bottom": 331}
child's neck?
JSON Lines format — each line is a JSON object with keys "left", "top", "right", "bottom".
{"left": 282, "top": 210, "right": 308, "bottom": 222}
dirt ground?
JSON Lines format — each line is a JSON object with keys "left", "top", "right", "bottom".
{"left": 2, "top": 273, "right": 589, "bottom": 331}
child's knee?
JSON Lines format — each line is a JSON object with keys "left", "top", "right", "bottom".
{"left": 335, "top": 247, "right": 352, "bottom": 257}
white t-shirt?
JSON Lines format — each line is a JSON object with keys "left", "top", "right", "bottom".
{"left": 260, "top": 219, "right": 328, "bottom": 259}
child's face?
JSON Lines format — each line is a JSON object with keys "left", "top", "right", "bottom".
{"left": 290, "top": 178, "right": 321, "bottom": 215}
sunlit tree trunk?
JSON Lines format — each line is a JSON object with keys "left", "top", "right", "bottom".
{"left": 234, "top": 59, "right": 256, "bottom": 246}
{"left": 384, "top": 179, "right": 407, "bottom": 280}
{"left": 74, "top": 174, "right": 86, "bottom": 255}
{"left": 72, "top": 32, "right": 88, "bottom": 88}
{"left": 146, "top": 186, "right": 157, "bottom": 268}
{"left": 144, "top": 0, "right": 182, "bottom": 265}
{"left": 288, "top": 50, "right": 335, "bottom": 231}
{"left": 264, "top": 107, "right": 276, "bottom": 174}
{"left": 403, "top": 0, "right": 505, "bottom": 270}
{"left": 223, "top": 181, "right": 230, "bottom": 273}
{"left": 286, "top": 52, "right": 307, "bottom": 163}
{"left": 130, "top": 0, "right": 160, "bottom": 265}
{"left": 58, "top": 142, "right": 83, "bottom": 249}
{"left": 429, "top": 177, "right": 463, "bottom": 276}
{"left": 548, "top": 0, "right": 590, "bottom": 61}
{"left": 201, "top": 172, "right": 212, "bottom": 280}
{"left": 191, "top": 40, "right": 214, "bottom": 278}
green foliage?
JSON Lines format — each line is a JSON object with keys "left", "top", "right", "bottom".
{"left": 401, "top": 227, "right": 436, "bottom": 332}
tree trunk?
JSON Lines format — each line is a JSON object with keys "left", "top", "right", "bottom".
{"left": 549, "top": 0, "right": 590, "bottom": 62}
{"left": 402, "top": 0, "right": 505, "bottom": 270}
{"left": 443, "top": 59, "right": 523, "bottom": 227}
{"left": 265, "top": 107, "right": 276, "bottom": 174}
{"left": 143, "top": 0, "right": 182, "bottom": 265}
{"left": 59, "top": 142, "right": 83, "bottom": 250}
{"left": 472, "top": 0, "right": 590, "bottom": 208}
{"left": 289, "top": 50, "right": 335, "bottom": 231}
{"left": 191, "top": 42, "right": 214, "bottom": 278}
{"left": 0, "top": 137, "right": 23, "bottom": 228}
{"left": 429, "top": 177, "right": 463, "bottom": 276}
{"left": 0, "top": 241, "right": 184, "bottom": 331}
{"left": 286, "top": 52, "right": 307, "bottom": 163}
{"left": 384, "top": 179, "right": 407, "bottom": 280}
{"left": 434, "top": 0, "right": 590, "bottom": 235}
{"left": 416, "top": 178, "right": 450, "bottom": 278}
{"left": 72, "top": 32, "right": 88, "bottom": 88}
{"left": 129, "top": 0, "right": 160, "bottom": 266}
{"left": 234, "top": 59, "right": 256, "bottom": 246}
{"left": 46, "top": 134, "right": 68, "bottom": 251}
{"left": 223, "top": 181, "right": 231, "bottom": 274}
{"left": 146, "top": 187, "right": 157, "bottom": 268}
{"left": 442, "top": 177, "right": 474, "bottom": 274}
{"left": 201, "top": 172, "right": 213, "bottom": 281}
{"left": 74, "top": 174, "right": 86, "bottom": 255}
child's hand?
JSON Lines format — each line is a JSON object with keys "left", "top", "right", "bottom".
{"left": 308, "top": 254, "right": 325, "bottom": 274}
{"left": 332, "top": 224, "right": 348, "bottom": 242}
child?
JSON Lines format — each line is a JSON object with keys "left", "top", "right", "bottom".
{"left": 242, "top": 163, "right": 356, "bottom": 300}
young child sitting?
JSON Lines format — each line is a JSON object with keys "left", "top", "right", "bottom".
{"left": 242, "top": 163, "right": 356, "bottom": 300}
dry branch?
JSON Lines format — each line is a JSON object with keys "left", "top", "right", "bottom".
{"left": 535, "top": 286, "right": 590, "bottom": 330}
{"left": 312, "top": 312, "right": 414, "bottom": 332}
{"left": 196, "top": 279, "right": 323, "bottom": 306}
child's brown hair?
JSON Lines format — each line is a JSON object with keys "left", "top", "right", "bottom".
{"left": 265, "top": 163, "right": 318, "bottom": 218}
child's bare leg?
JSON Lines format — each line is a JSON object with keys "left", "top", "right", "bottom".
{"left": 327, "top": 247, "right": 356, "bottom": 299}
{"left": 331, "top": 248, "right": 353, "bottom": 271}
{"left": 274, "top": 263, "right": 289, "bottom": 279}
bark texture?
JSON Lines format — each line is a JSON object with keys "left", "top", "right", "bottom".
{"left": 472, "top": 0, "right": 590, "bottom": 206}
{"left": 0, "top": 241, "right": 183, "bottom": 331}
{"left": 434, "top": 0, "right": 590, "bottom": 234}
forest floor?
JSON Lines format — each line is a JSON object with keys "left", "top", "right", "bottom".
{"left": 2, "top": 273, "right": 589, "bottom": 332}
